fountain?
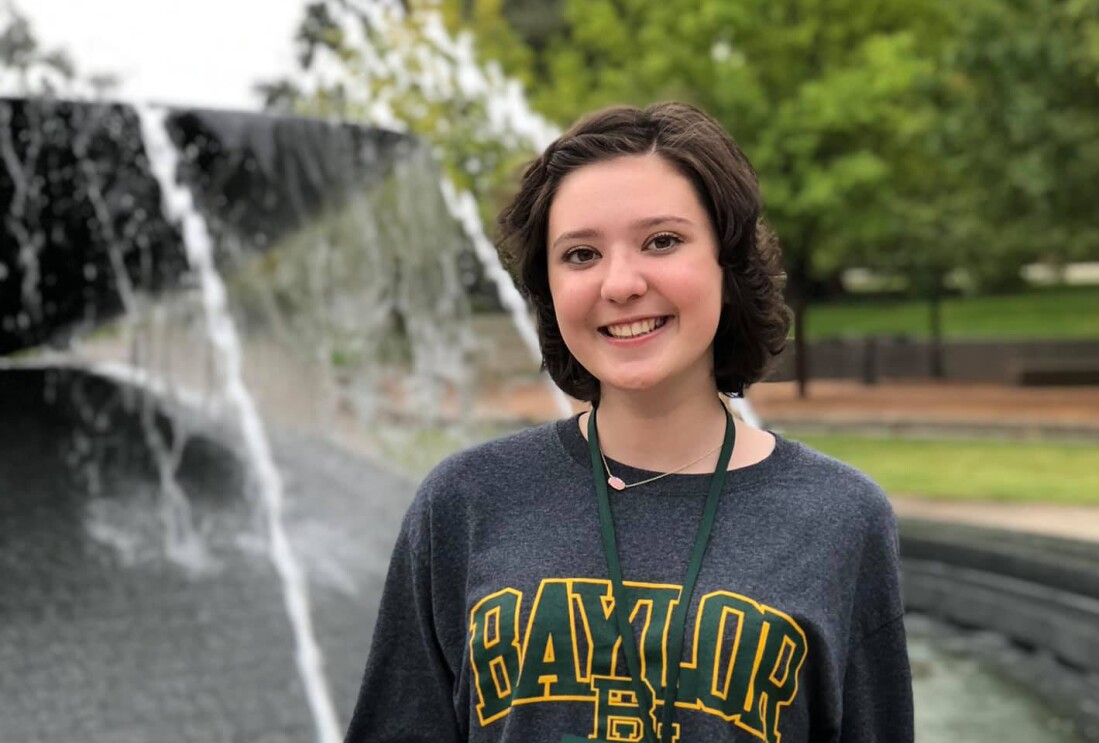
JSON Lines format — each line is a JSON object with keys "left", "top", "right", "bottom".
{"left": 138, "top": 103, "right": 342, "bottom": 742}
{"left": 1, "top": 11, "right": 568, "bottom": 739}
{"left": 0, "top": 94, "right": 475, "bottom": 742}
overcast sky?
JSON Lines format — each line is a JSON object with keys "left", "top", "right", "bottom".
{"left": 22, "top": 0, "right": 309, "bottom": 110}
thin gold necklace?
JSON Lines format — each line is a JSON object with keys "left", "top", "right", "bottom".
{"left": 596, "top": 415, "right": 726, "bottom": 491}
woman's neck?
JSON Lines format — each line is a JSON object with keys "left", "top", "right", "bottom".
{"left": 578, "top": 376, "right": 777, "bottom": 474}
{"left": 584, "top": 383, "right": 731, "bottom": 474}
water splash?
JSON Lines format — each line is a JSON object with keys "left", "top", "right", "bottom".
{"left": 288, "top": 0, "right": 572, "bottom": 417}
{"left": 438, "top": 178, "right": 573, "bottom": 417}
{"left": 71, "top": 104, "right": 211, "bottom": 570}
{"left": 0, "top": 101, "right": 44, "bottom": 326}
{"left": 136, "top": 104, "right": 341, "bottom": 743}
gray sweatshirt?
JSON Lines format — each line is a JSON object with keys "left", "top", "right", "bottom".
{"left": 345, "top": 418, "right": 913, "bottom": 742}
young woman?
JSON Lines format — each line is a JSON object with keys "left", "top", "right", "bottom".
{"left": 345, "top": 102, "right": 912, "bottom": 743}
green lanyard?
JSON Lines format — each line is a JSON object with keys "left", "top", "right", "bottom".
{"left": 586, "top": 407, "right": 735, "bottom": 743}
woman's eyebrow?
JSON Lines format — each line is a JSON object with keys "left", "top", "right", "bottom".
{"left": 550, "top": 216, "right": 694, "bottom": 250}
{"left": 550, "top": 227, "right": 601, "bottom": 250}
{"left": 631, "top": 215, "right": 694, "bottom": 230}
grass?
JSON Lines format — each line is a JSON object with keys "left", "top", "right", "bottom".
{"left": 791, "top": 433, "right": 1099, "bottom": 504}
{"left": 376, "top": 423, "right": 1099, "bottom": 506}
{"left": 807, "top": 285, "right": 1099, "bottom": 340}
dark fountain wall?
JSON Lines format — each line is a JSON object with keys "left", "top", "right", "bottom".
{"left": 0, "top": 96, "right": 408, "bottom": 355}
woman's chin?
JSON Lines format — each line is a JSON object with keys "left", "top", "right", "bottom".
{"left": 595, "top": 360, "right": 716, "bottom": 400}
{"left": 599, "top": 373, "right": 665, "bottom": 395}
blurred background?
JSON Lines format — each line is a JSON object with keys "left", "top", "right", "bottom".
{"left": 2, "top": 0, "right": 1098, "bottom": 741}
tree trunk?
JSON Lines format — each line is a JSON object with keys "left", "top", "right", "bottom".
{"left": 794, "top": 293, "right": 809, "bottom": 399}
{"left": 786, "top": 247, "right": 812, "bottom": 400}
{"left": 929, "top": 281, "right": 944, "bottom": 379}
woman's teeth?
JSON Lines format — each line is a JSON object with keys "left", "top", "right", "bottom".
{"left": 604, "top": 317, "right": 668, "bottom": 338}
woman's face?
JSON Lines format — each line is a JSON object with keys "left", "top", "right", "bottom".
{"left": 546, "top": 154, "right": 724, "bottom": 399}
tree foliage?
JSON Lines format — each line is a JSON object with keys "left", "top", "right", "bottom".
{"left": 925, "top": 0, "right": 1099, "bottom": 290}
{"left": 0, "top": 2, "right": 118, "bottom": 98}
{"left": 259, "top": 0, "right": 553, "bottom": 231}
{"left": 1, "top": 3, "right": 74, "bottom": 94}
{"left": 502, "top": 0, "right": 944, "bottom": 295}
{"left": 498, "top": 0, "right": 1099, "bottom": 295}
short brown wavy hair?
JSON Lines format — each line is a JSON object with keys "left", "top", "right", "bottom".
{"left": 496, "top": 102, "right": 790, "bottom": 403}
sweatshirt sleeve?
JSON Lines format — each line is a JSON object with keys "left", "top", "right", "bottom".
{"left": 344, "top": 487, "right": 463, "bottom": 743}
{"left": 838, "top": 496, "right": 914, "bottom": 743}
{"left": 838, "top": 615, "right": 913, "bottom": 742}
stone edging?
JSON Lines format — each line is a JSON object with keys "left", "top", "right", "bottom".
{"left": 901, "top": 519, "right": 1099, "bottom": 737}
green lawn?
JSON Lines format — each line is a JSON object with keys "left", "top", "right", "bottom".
{"left": 792, "top": 433, "right": 1099, "bottom": 504}
{"left": 381, "top": 424, "right": 1099, "bottom": 505}
{"left": 806, "top": 286, "right": 1099, "bottom": 340}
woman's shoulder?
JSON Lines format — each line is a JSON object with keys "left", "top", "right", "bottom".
{"left": 770, "top": 434, "right": 895, "bottom": 525}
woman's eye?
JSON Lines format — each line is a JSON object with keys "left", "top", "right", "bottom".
{"left": 564, "top": 247, "right": 598, "bottom": 264}
{"left": 648, "top": 233, "right": 682, "bottom": 251}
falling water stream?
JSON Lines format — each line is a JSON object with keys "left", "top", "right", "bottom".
{"left": 135, "top": 105, "right": 342, "bottom": 743}
{"left": 437, "top": 177, "right": 574, "bottom": 417}
{"left": 71, "top": 107, "right": 210, "bottom": 570}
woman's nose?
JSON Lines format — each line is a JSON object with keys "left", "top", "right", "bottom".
{"left": 599, "top": 252, "right": 648, "bottom": 303}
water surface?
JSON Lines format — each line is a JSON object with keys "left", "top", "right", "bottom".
{"left": 909, "top": 615, "right": 1083, "bottom": 742}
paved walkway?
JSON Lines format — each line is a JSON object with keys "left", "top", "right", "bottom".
{"left": 474, "top": 377, "right": 1099, "bottom": 543}
{"left": 891, "top": 496, "right": 1099, "bottom": 543}
{"left": 749, "top": 380, "right": 1099, "bottom": 439}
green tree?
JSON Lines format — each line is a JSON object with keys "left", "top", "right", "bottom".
{"left": 854, "top": 0, "right": 1099, "bottom": 374}
{"left": 259, "top": 0, "right": 550, "bottom": 228}
{"left": 1, "top": 2, "right": 120, "bottom": 98}
{"left": 0, "top": 3, "right": 76, "bottom": 94}
{"left": 928, "top": 0, "right": 1099, "bottom": 291}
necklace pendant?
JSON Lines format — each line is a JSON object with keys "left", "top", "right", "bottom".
{"left": 607, "top": 475, "right": 627, "bottom": 491}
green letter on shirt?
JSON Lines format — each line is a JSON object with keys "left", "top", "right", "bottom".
{"left": 684, "top": 591, "right": 807, "bottom": 743}
{"left": 469, "top": 588, "right": 523, "bottom": 725}
{"left": 515, "top": 579, "right": 586, "bottom": 700}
